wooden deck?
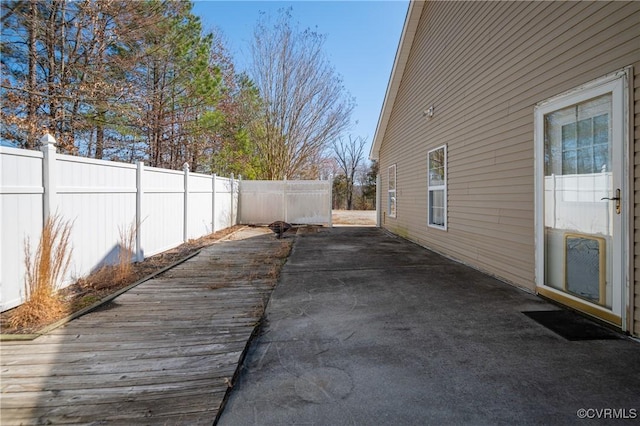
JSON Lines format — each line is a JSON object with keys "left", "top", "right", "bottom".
{"left": 1, "top": 227, "right": 289, "bottom": 425}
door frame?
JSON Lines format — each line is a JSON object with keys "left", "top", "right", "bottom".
{"left": 533, "top": 68, "right": 631, "bottom": 330}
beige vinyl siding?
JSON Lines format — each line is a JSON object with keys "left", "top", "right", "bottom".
{"left": 378, "top": 0, "right": 640, "bottom": 306}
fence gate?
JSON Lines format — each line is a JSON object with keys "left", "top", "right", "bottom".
{"left": 238, "top": 180, "right": 332, "bottom": 226}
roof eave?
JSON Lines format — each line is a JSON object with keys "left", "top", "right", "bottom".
{"left": 369, "top": 0, "right": 425, "bottom": 161}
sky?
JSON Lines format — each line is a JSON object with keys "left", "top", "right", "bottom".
{"left": 191, "top": 0, "right": 410, "bottom": 158}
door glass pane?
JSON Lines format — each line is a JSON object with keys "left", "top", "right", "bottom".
{"left": 594, "top": 114, "right": 609, "bottom": 172}
{"left": 561, "top": 122, "right": 577, "bottom": 174}
{"left": 543, "top": 94, "right": 613, "bottom": 308}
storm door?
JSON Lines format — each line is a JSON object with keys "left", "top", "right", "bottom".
{"left": 535, "top": 70, "right": 629, "bottom": 327}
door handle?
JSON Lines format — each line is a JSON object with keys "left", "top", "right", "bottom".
{"left": 600, "top": 189, "right": 621, "bottom": 214}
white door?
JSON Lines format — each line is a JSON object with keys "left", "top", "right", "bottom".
{"left": 535, "top": 70, "right": 629, "bottom": 328}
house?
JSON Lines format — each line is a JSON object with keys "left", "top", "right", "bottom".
{"left": 370, "top": 0, "right": 640, "bottom": 336}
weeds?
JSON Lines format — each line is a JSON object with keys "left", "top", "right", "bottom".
{"left": 79, "top": 221, "right": 137, "bottom": 291}
{"left": 8, "top": 214, "right": 73, "bottom": 329}
{"left": 113, "top": 221, "right": 136, "bottom": 284}
{"left": 276, "top": 240, "right": 293, "bottom": 258}
{"left": 246, "top": 239, "right": 292, "bottom": 285}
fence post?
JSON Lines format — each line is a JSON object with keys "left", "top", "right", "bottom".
{"left": 283, "top": 177, "right": 288, "bottom": 223}
{"left": 230, "top": 173, "right": 235, "bottom": 227}
{"left": 237, "top": 175, "right": 242, "bottom": 225}
{"left": 40, "top": 133, "right": 57, "bottom": 221}
{"left": 183, "top": 163, "right": 189, "bottom": 242}
{"left": 136, "top": 161, "right": 144, "bottom": 262}
{"left": 328, "top": 174, "right": 333, "bottom": 228}
{"left": 212, "top": 173, "right": 217, "bottom": 233}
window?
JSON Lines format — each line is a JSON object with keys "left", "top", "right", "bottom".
{"left": 428, "top": 145, "right": 447, "bottom": 229}
{"left": 388, "top": 164, "right": 396, "bottom": 218}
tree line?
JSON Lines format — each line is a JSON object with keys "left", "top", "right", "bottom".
{"left": 1, "top": 1, "right": 359, "bottom": 182}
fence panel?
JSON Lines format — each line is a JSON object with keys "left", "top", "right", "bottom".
{"left": 187, "top": 172, "right": 214, "bottom": 239}
{"left": 2, "top": 140, "right": 331, "bottom": 312}
{"left": 1, "top": 140, "right": 239, "bottom": 312}
{"left": 239, "top": 180, "right": 331, "bottom": 225}
{"left": 214, "top": 176, "right": 237, "bottom": 231}
{"left": 0, "top": 147, "right": 45, "bottom": 311}
{"left": 286, "top": 181, "right": 332, "bottom": 225}
{"left": 238, "top": 181, "right": 285, "bottom": 224}
{"left": 56, "top": 154, "right": 138, "bottom": 282}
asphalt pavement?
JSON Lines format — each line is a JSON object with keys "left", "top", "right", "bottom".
{"left": 218, "top": 226, "right": 640, "bottom": 425}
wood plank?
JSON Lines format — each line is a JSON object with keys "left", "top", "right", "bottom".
{"left": 2, "top": 366, "right": 237, "bottom": 392}
{"left": 0, "top": 229, "right": 287, "bottom": 425}
{"left": 2, "top": 342, "right": 246, "bottom": 366}
{"left": 0, "top": 337, "right": 252, "bottom": 355}
{"left": 1, "top": 389, "right": 224, "bottom": 425}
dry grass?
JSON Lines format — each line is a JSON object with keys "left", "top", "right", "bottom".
{"left": 78, "top": 221, "right": 137, "bottom": 291}
{"left": 115, "top": 221, "right": 136, "bottom": 282}
{"left": 247, "top": 239, "right": 293, "bottom": 284}
{"left": 7, "top": 215, "right": 73, "bottom": 329}
{"left": 331, "top": 210, "right": 376, "bottom": 226}
{"left": 1, "top": 225, "right": 242, "bottom": 334}
{"left": 268, "top": 240, "right": 293, "bottom": 283}
{"left": 275, "top": 239, "right": 293, "bottom": 258}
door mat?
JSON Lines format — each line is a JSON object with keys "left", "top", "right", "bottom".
{"left": 522, "top": 310, "right": 623, "bottom": 341}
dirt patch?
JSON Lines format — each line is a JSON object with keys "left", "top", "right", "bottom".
{"left": 332, "top": 210, "right": 376, "bottom": 226}
{"left": 1, "top": 226, "right": 244, "bottom": 335}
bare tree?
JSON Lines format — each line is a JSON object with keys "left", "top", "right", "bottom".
{"left": 359, "top": 160, "right": 378, "bottom": 210}
{"left": 332, "top": 135, "right": 367, "bottom": 210}
{"left": 249, "top": 8, "right": 354, "bottom": 180}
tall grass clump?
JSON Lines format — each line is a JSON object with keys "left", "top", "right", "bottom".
{"left": 8, "top": 214, "right": 73, "bottom": 329}
{"left": 114, "top": 221, "right": 136, "bottom": 284}
{"left": 78, "top": 220, "right": 137, "bottom": 292}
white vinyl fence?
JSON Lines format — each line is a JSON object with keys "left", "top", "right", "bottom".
{"left": 239, "top": 180, "right": 332, "bottom": 226}
{"left": 0, "top": 135, "right": 238, "bottom": 312}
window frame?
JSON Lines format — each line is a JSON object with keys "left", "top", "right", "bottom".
{"left": 427, "top": 145, "right": 447, "bottom": 230}
{"left": 388, "top": 164, "right": 397, "bottom": 218}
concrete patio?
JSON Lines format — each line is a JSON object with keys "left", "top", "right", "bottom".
{"left": 219, "top": 226, "right": 640, "bottom": 425}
